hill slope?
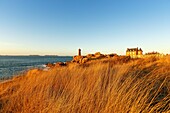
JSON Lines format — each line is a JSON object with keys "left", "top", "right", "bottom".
{"left": 0, "top": 56, "right": 170, "bottom": 113}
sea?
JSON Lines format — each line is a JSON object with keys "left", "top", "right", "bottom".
{"left": 0, "top": 56, "right": 72, "bottom": 79}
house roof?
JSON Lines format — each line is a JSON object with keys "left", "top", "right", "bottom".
{"left": 126, "top": 48, "right": 143, "bottom": 52}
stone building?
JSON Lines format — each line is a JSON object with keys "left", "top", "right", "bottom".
{"left": 126, "top": 47, "right": 143, "bottom": 58}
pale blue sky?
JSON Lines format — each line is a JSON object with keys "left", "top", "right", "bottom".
{"left": 0, "top": 0, "right": 170, "bottom": 55}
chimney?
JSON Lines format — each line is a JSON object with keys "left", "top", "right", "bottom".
{"left": 78, "top": 49, "right": 81, "bottom": 56}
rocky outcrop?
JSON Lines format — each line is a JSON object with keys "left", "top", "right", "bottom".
{"left": 80, "top": 58, "right": 89, "bottom": 63}
{"left": 71, "top": 52, "right": 118, "bottom": 64}
{"left": 72, "top": 56, "right": 89, "bottom": 64}
{"left": 46, "top": 51, "right": 118, "bottom": 68}
{"left": 72, "top": 56, "right": 84, "bottom": 63}
{"left": 46, "top": 63, "right": 55, "bottom": 68}
{"left": 94, "top": 52, "right": 105, "bottom": 59}
{"left": 55, "top": 62, "right": 66, "bottom": 67}
{"left": 46, "top": 62, "right": 67, "bottom": 68}
{"left": 106, "top": 53, "right": 117, "bottom": 58}
{"left": 86, "top": 54, "right": 95, "bottom": 59}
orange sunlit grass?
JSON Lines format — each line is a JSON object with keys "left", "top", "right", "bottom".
{"left": 0, "top": 56, "right": 169, "bottom": 113}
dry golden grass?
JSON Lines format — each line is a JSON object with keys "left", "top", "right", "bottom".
{"left": 0, "top": 56, "right": 169, "bottom": 113}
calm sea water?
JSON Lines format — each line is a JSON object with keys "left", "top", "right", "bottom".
{"left": 0, "top": 56, "right": 72, "bottom": 79}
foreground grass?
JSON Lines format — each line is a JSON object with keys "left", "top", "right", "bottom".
{"left": 0, "top": 56, "right": 169, "bottom": 113}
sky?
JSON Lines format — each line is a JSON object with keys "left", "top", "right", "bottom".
{"left": 0, "top": 0, "right": 170, "bottom": 56}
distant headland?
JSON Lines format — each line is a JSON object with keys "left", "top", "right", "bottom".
{"left": 46, "top": 47, "right": 167, "bottom": 68}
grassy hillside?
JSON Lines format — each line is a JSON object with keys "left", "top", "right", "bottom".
{"left": 0, "top": 56, "right": 169, "bottom": 113}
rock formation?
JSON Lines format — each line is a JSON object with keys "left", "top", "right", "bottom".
{"left": 46, "top": 49, "right": 118, "bottom": 68}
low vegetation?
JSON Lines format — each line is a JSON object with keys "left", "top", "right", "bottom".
{"left": 0, "top": 56, "right": 169, "bottom": 113}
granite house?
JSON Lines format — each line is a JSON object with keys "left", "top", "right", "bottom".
{"left": 126, "top": 47, "right": 143, "bottom": 58}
